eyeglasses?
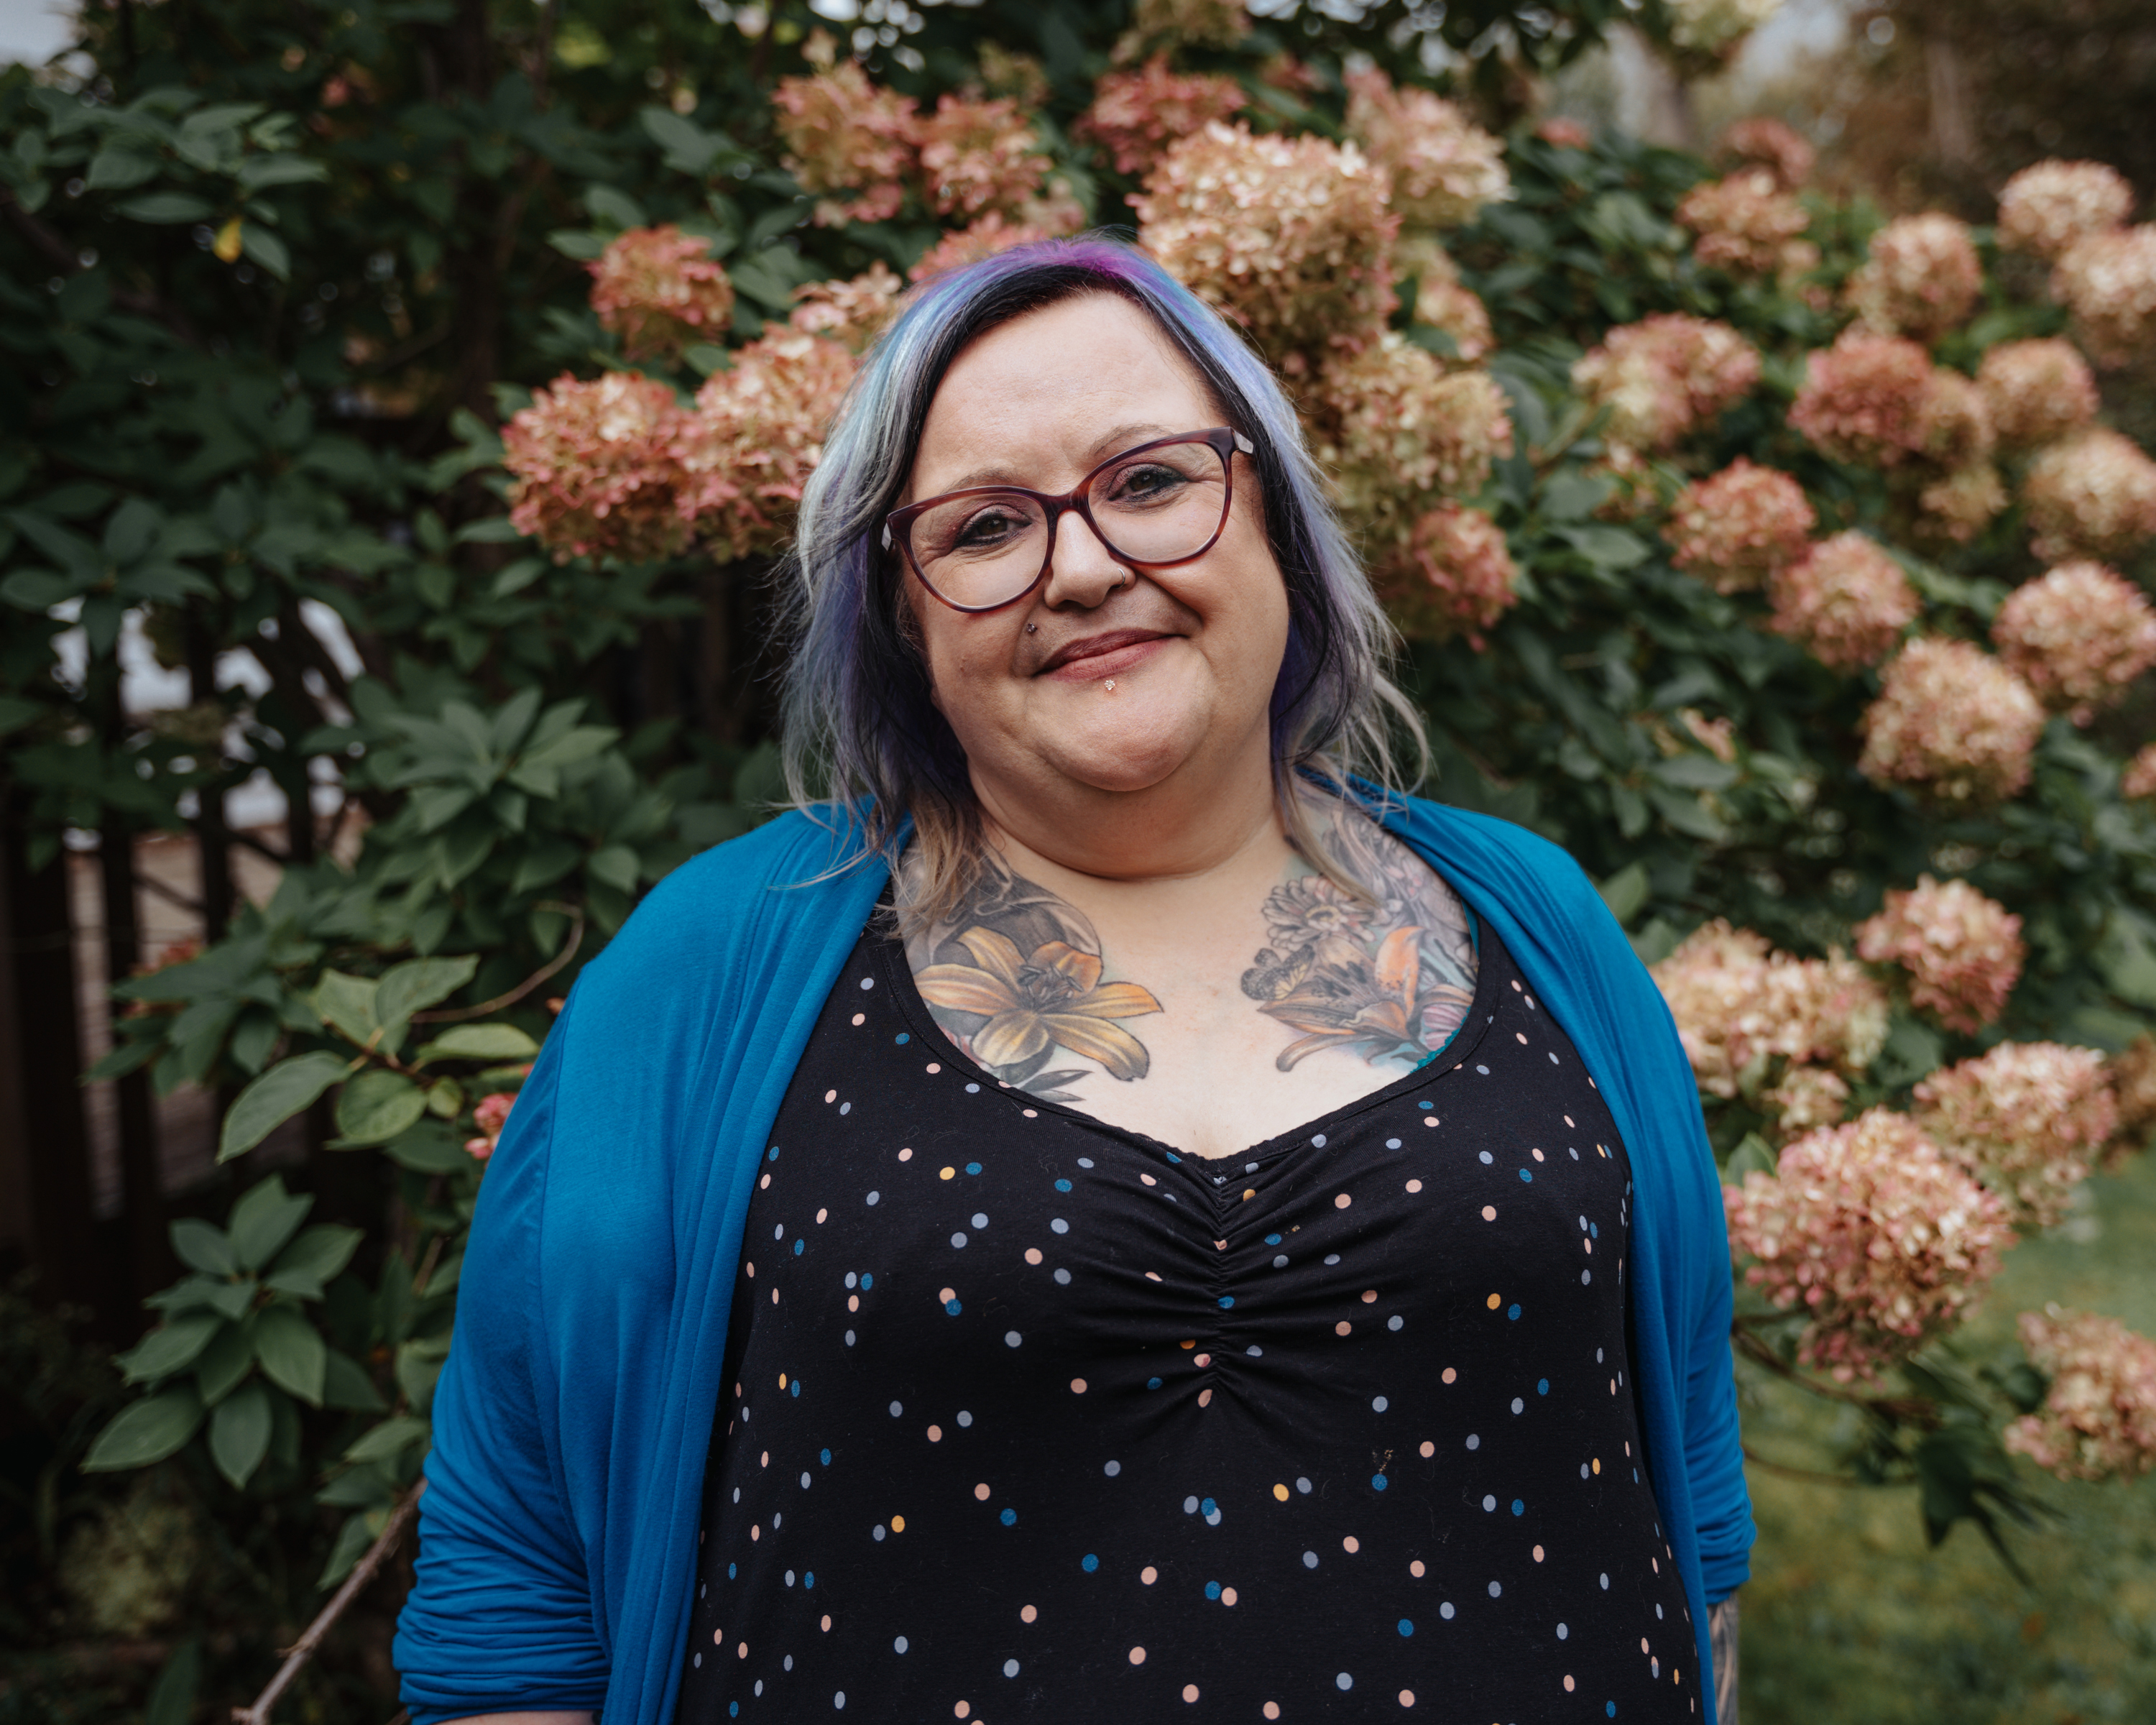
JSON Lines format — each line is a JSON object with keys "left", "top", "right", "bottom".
{"left": 883, "top": 427, "right": 1256, "bottom": 615}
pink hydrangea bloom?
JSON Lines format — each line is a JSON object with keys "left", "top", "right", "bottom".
{"left": 1788, "top": 330, "right": 1934, "bottom": 466}
{"left": 1396, "top": 237, "right": 1493, "bottom": 363}
{"left": 1134, "top": 121, "right": 1398, "bottom": 361}
{"left": 1858, "top": 639, "right": 2046, "bottom": 806}
{"left": 1913, "top": 463, "right": 2007, "bottom": 548}
{"left": 1993, "top": 561, "right": 2156, "bottom": 724}
{"left": 1342, "top": 68, "right": 1510, "bottom": 231}
{"left": 1570, "top": 314, "right": 1761, "bottom": 453}
{"left": 466, "top": 1090, "right": 517, "bottom": 1160}
{"left": 1975, "top": 339, "right": 2099, "bottom": 451}
{"left": 1764, "top": 1064, "right": 1849, "bottom": 1137}
{"left": 1074, "top": 57, "right": 1245, "bottom": 176}
{"left": 1536, "top": 117, "right": 1593, "bottom": 150}
{"left": 1914, "top": 1042, "right": 2117, "bottom": 1230}
{"left": 2021, "top": 428, "right": 2156, "bottom": 564}
{"left": 503, "top": 372, "right": 694, "bottom": 564}
{"left": 2123, "top": 744, "right": 2156, "bottom": 802}
{"left": 915, "top": 93, "right": 1057, "bottom": 222}
{"left": 1377, "top": 504, "right": 1519, "bottom": 648}
{"left": 1650, "top": 921, "right": 1889, "bottom": 1099}
{"left": 908, "top": 213, "right": 1066, "bottom": 284}
{"left": 788, "top": 262, "right": 906, "bottom": 353}
{"left": 587, "top": 226, "right": 736, "bottom": 362}
{"left": 1718, "top": 116, "right": 1815, "bottom": 190}
{"left": 1677, "top": 167, "right": 1813, "bottom": 278}
{"left": 1914, "top": 368, "right": 1994, "bottom": 470}
{"left": 1663, "top": 457, "right": 1816, "bottom": 593}
{"left": 1844, "top": 213, "right": 1983, "bottom": 343}
{"left": 1113, "top": 0, "right": 1250, "bottom": 60}
{"left": 2053, "top": 225, "right": 2156, "bottom": 369}
{"left": 1766, "top": 530, "right": 1919, "bottom": 671}
{"left": 1725, "top": 1108, "right": 2013, "bottom": 1382}
{"left": 1996, "top": 160, "right": 2134, "bottom": 264}
{"left": 1310, "top": 334, "right": 1513, "bottom": 535}
{"left": 771, "top": 59, "right": 918, "bottom": 226}
{"left": 1854, "top": 874, "right": 2024, "bottom": 1034}
{"left": 2006, "top": 1307, "right": 2156, "bottom": 1483}
{"left": 674, "top": 331, "right": 858, "bottom": 563}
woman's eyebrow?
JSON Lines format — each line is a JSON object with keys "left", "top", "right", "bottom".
{"left": 932, "top": 423, "right": 1179, "bottom": 495}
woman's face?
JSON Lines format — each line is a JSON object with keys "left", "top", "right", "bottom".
{"left": 900, "top": 293, "right": 1291, "bottom": 819}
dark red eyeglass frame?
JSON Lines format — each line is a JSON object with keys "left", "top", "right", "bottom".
{"left": 880, "top": 426, "right": 1258, "bottom": 615}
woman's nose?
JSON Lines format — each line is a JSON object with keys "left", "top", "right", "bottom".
{"left": 1038, "top": 506, "right": 1133, "bottom": 608}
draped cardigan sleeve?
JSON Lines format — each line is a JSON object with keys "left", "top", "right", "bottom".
{"left": 393, "top": 798, "right": 1751, "bottom": 1725}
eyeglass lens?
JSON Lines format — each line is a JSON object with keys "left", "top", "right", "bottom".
{"left": 906, "top": 439, "right": 1230, "bottom": 610}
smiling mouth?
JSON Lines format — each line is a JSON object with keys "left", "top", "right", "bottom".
{"left": 1037, "top": 630, "right": 1174, "bottom": 679}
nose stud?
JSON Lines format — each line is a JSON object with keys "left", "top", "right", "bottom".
{"left": 1026, "top": 623, "right": 1038, "bottom": 633}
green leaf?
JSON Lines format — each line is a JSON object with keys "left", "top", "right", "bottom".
{"left": 208, "top": 1381, "right": 272, "bottom": 1488}
{"left": 1, "top": 569, "right": 88, "bottom": 610}
{"left": 1596, "top": 862, "right": 1649, "bottom": 930}
{"left": 317, "top": 1512, "right": 378, "bottom": 1591}
{"left": 268, "top": 1223, "right": 363, "bottom": 1295}
{"left": 516, "top": 722, "right": 619, "bottom": 775}
{"left": 333, "top": 1070, "right": 429, "bottom": 1146}
{"left": 313, "top": 969, "right": 382, "bottom": 1048}
{"left": 220, "top": 1050, "right": 351, "bottom": 1162}
{"left": 252, "top": 1305, "right": 326, "bottom": 1406}
{"left": 396, "top": 1335, "right": 451, "bottom": 1416}
{"left": 640, "top": 107, "right": 732, "bottom": 176}
{"left": 235, "top": 154, "right": 328, "bottom": 190}
{"left": 589, "top": 844, "right": 639, "bottom": 893}
{"left": 414, "top": 1023, "right": 540, "bottom": 1064}
{"left": 228, "top": 1173, "right": 313, "bottom": 1271}
{"left": 117, "top": 191, "right": 215, "bottom": 223}
{"left": 323, "top": 1347, "right": 387, "bottom": 1412}
{"left": 1722, "top": 1131, "right": 1779, "bottom": 1184}
{"left": 584, "top": 184, "right": 648, "bottom": 230}
{"left": 170, "top": 1217, "right": 239, "bottom": 1276}
{"left": 82, "top": 1385, "right": 205, "bottom": 1471}
{"left": 85, "top": 144, "right": 161, "bottom": 191}
{"left": 1649, "top": 754, "right": 1741, "bottom": 792}
{"left": 193, "top": 1320, "right": 254, "bottom": 1405}
{"left": 545, "top": 228, "right": 607, "bottom": 262}
{"left": 116, "top": 1313, "right": 222, "bottom": 1385}
{"left": 144, "top": 1639, "right": 201, "bottom": 1725}
{"left": 343, "top": 1414, "right": 431, "bottom": 1466}
{"left": 383, "top": 1119, "right": 479, "bottom": 1173}
{"left": 374, "top": 954, "right": 479, "bottom": 1036}
{"left": 2100, "top": 911, "right": 2156, "bottom": 1011}
{"left": 239, "top": 224, "right": 290, "bottom": 280}
{"left": 1873, "top": 1014, "right": 1947, "bottom": 1089}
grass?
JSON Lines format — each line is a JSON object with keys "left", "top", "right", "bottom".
{"left": 1741, "top": 1150, "right": 2156, "bottom": 1725}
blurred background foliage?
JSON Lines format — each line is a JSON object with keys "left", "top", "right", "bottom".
{"left": 2, "top": 1, "right": 2155, "bottom": 1721}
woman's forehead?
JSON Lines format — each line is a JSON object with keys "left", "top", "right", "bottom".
{"left": 911, "top": 295, "right": 1214, "bottom": 489}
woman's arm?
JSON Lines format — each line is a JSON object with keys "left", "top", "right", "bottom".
{"left": 1710, "top": 1595, "right": 1739, "bottom": 1724}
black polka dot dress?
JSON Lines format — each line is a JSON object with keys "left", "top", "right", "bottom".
{"left": 675, "top": 910, "right": 1698, "bottom": 1723}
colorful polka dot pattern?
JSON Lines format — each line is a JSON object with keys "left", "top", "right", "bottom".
{"left": 676, "top": 919, "right": 1697, "bottom": 1720}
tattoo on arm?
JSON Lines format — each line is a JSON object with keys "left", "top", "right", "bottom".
{"left": 1239, "top": 804, "right": 1477, "bottom": 1074}
{"left": 1710, "top": 1596, "right": 1738, "bottom": 1724}
{"left": 903, "top": 851, "right": 1163, "bottom": 1102}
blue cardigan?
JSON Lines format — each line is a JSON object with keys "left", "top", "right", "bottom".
{"left": 394, "top": 796, "right": 1753, "bottom": 1725}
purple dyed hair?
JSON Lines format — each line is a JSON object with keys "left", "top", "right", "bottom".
{"left": 776, "top": 233, "right": 1424, "bottom": 918}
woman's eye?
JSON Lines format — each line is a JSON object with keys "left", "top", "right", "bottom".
{"left": 1105, "top": 463, "right": 1189, "bottom": 503}
{"left": 952, "top": 508, "right": 1027, "bottom": 548}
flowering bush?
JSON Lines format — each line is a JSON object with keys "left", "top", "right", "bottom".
{"left": 2020, "top": 428, "right": 2156, "bottom": 563}
{"left": 1766, "top": 531, "right": 1919, "bottom": 670}
{"left": 1570, "top": 313, "right": 1761, "bottom": 451}
{"left": 1996, "top": 159, "right": 2135, "bottom": 262}
{"left": 1855, "top": 875, "right": 2025, "bottom": 1034}
{"left": 1074, "top": 58, "right": 1245, "bottom": 176}
{"left": 1974, "top": 338, "right": 2099, "bottom": 450}
{"left": 2052, "top": 225, "right": 2156, "bottom": 367}
{"left": 1342, "top": 68, "right": 1511, "bottom": 231}
{"left": 1844, "top": 213, "right": 1983, "bottom": 343}
{"left": 1724, "top": 1108, "right": 2014, "bottom": 1382}
{"left": 1663, "top": 457, "right": 1815, "bottom": 593}
{"left": 503, "top": 372, "right": 693, "bottom": 564}
{"left": 1858, "top": 638, "right": 2046, "bottom": 806}
{"left": 2004, "top": 1308, "right": 2156, "bottom": 1483}
{"left": 915, "top": 93, "right": 1058, "bottom": 223}
{"left": 772, "top": 56, "right": 919, "bottom": 226}
{"left": 1718, "top": 116, "right": 1815, "bottom": 190}
{"left": 1395, "top": 237, "right": 1495, "bottom": 362}
{"left": 588, "top": 226, "right": 736, "bottom": 362}
{"left": 1913, "top": 1042, "right": 2117, "bottom": 1230}
{"left": 1651, "top": 921, "right": 1888, "bottom": 1099}
{"left": 1991, "top": 561, "right": 2156, "bottom": 724}
{"left": 1677, "top": 167, "right": 1814, "bottom": 279}
{"left": 1133, "top": 121, "right": 1399, "bottom": 360}
{"left": 1309, "top": 336, "right": 1512, "bottom": 538}
{"left": 1378, "top": 504, "right": 1519, "bottom": 648}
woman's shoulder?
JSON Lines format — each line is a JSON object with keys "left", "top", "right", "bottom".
{"left": 1374, "top": 788, "right": 1605, "bottom": 908}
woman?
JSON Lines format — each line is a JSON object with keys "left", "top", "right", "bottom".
{"left": 395, "top": 236, "right": 1751, "bottom": 1725}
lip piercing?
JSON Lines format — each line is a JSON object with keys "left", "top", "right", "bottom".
{"left": 1103, "top": 679, "right": 1117, "bottom": 692}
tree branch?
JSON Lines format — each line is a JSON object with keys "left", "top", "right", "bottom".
{"left": 1, "top": 187, "right": 201, "bottom": 345}
{"left": 231, "top": 1479, "right": 424, "bottom": 1725}
{"left": 409, "top": 901, "right": 584, "bottom": 1022}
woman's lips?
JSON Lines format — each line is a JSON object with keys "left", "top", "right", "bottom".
{"left": 1038, "top": 630, "right": 1174, "bottom": 681}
